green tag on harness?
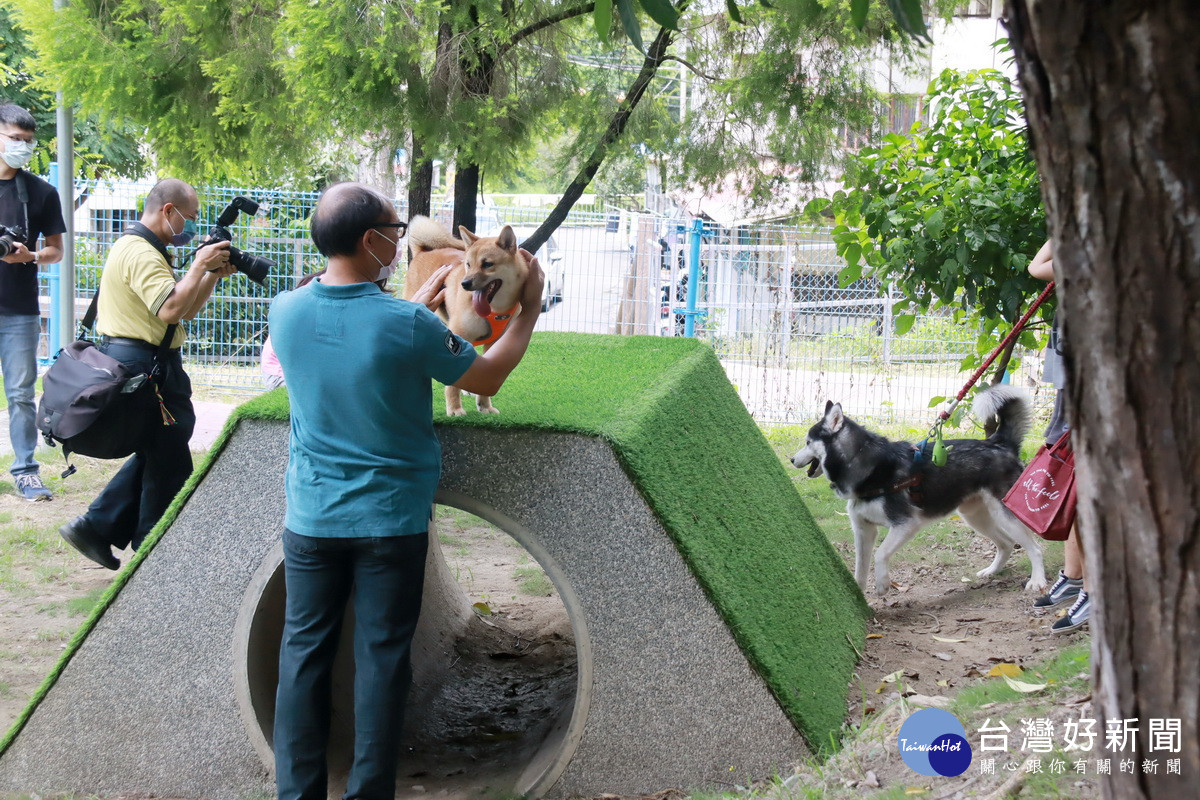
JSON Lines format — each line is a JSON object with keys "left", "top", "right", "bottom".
{"left": 932, "top": 429, "right": 949, "bottom": 467}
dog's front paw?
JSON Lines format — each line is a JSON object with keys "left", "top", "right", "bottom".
{"left": 446, "top": 406, "right": 468, "bottom": 417}
{"left": 1024, "top": 575, "right": 1049, "bottom": 592}
{"left": 976, "top": 564, "right": 1002, "bottom": 578}
{"left": 478, "top": 405, "right": 501, "bottom": 415}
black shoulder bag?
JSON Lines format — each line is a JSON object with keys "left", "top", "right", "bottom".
{"left": 36, "top": 224, "right": 178, "bottom": 474}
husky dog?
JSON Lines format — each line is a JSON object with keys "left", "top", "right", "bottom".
{"left": 791, "top": 386, "right": 1047, "bottom": 596}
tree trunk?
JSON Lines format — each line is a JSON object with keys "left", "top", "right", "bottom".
{"left": 453, "top": 163, "right": 480, "bottom": 235}
{"left": 407, "top": 135, "right": 433, "bottom": 220}
{"left": 1006, "top": 2, "right": 1200, "bottom": 796}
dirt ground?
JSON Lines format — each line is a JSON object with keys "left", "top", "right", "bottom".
{"left": 834, "top": 534, "right": 1078, "bottom": 726}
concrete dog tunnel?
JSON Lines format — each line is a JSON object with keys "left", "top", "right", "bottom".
{"left": 0, "top": 333, "right": 869, "bottom": 798}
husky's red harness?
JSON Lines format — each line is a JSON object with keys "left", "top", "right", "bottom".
{"left": 471, "top": 304, "right": 520, "bottom": 347}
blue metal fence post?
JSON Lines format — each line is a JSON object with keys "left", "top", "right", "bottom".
{"left": 685, "top": 218, "right": 703, "bottom": 337}
{"left": 46, "top": 162, "right": 61, "bottom": 358}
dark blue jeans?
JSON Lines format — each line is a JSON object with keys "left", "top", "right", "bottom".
{"left": 84, "top": 342, "right": 194, "bottom": 551}
{"left": 275, "top": 529, "right": 428, "bottom": 800}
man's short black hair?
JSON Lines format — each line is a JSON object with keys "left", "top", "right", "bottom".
{"left": 144, "top": 179, "right": 195, "bottom": 214}
{"left": 0, "top": 104, "right": 37, "bottom": 132}
{"left": 311, "top": 182, "right": 394, "bottom": 257}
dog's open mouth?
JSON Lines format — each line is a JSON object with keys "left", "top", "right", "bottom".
{"left": 472, "top": 279, "right": 502, "bottom": 317}
{"left": 792, "top": 455, "right": 822, "bottom": 478}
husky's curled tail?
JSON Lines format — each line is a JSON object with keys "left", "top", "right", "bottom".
{"left": 973, "top": 385, "right": 1032, "bottom": 453}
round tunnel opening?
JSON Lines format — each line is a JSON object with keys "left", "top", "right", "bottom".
{"left": 235, "top": 500, "right": 587, "bottom": 798}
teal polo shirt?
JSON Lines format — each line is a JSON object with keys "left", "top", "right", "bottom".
{"left": 268, "top": 279, "right": 477, "bottom": 537}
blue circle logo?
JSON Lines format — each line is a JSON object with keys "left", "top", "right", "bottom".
{"left": 898, "top": 708, "right": 973, "bottom": 776}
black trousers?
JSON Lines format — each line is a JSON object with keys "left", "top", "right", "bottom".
{"left": 274, "top": 529, "right": 429, "bottom": 800}
{"left": 84, "top": 341, "right": 194, "bottom": 551}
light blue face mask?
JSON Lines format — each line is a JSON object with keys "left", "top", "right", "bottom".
{"left": 169, "top": 208, "right": 198, "bottom": 247}
{"left": 1, "top": 140, "right": 35, "bottom": 170}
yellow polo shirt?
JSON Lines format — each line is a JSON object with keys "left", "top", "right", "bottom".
{"left": 96, "top": 235, "right": 186, "bottom": 349}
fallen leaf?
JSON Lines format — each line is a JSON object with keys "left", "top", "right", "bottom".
{"left": 472, "top": 602, "right": 494, "bottom": 616}
{"left": 933, "top": 635, "right": 969, "bottom": 643}
{"left": 960, "top": 576, "right": 973, "bottom": 583}
{"left": 907, "top": 694, "right": 951, "bottom": 708}
{"left": 867, "top": 633, "right": 884, "bottom": 639}
{"left": 965, "top": 668, "right": 983, "bottom": 678}
{"left": 1003, "top": 675, "right": 1048, "bottom": 693}
{"left": 882, "top": 669, "right": 906, "bottom": 683}
{"left": 934, "top": 652, "right": 953, "bottom": 661}
{"left": 905, "top": 789, "right": 928, "bottom": 796}
{"left": 863, "top": 770, "right": 881, "bottom": 788}
{"left": 988, "top": 663, "right": 1023, "bottom": 678}
{"left": 937, "top": 679, "right": 951, "bottom": 687}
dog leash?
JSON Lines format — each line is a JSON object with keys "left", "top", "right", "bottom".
{"left": 922, "top": 282, "right": 1058, "bottom": 466}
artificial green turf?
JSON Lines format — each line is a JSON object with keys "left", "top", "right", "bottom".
{"left": 1, "top": 332, "right": 868, "bottom": 756}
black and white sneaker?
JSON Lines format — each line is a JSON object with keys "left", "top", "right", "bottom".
{"left": 1052, "top": 591, "right": 1090, "bottom": 634}
{"left": 1034, "top": 570, "right": 1083, "bottom": 612}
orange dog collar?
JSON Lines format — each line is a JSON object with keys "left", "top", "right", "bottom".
{"left": 471, "top": 304, "right": 521, "bottom": 347}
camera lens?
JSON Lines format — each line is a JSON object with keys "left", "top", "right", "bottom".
{"left": 230, "top": 248, "right": 274, "bottom": 285}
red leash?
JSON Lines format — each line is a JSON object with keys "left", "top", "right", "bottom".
{"left": 923, "top": 281, "right": 1057, "bottom": 465}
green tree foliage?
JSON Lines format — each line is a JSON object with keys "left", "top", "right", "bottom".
{"left": 0, "top": 4, "right": 144, "bottom": 178}
{"left": 814, "top": 64, "right": 1050, "bottom": 368}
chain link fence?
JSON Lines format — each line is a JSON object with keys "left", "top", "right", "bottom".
{"left": 39, "top": 180, "right": 1051, "bottom": 426}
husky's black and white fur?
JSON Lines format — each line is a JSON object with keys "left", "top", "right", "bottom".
{"left": 791, "top": 386, "right": 1047, "bottom": 596}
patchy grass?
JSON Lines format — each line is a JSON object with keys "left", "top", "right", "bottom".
{"left": 513, "top": 565, "right": 554, "bottom": 597}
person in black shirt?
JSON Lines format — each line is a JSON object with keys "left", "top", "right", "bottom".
{"left": 0, "top": 104, "right": 64, "bottom": 501}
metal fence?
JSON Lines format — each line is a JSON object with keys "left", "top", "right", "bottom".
{"left": 39, "top": 179, "right": 1051, "bottom": 426}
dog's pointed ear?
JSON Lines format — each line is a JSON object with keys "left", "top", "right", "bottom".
{"left": 824, "top": 400, "right": 834, "bottom": 415}
{"left": 459, "top": 226, "right": 479, "bottom": 246}
{"left": 496, "top": 225, "right": 517, "bottom": 252}
{"left": 824, "top": 402, "right": 845, "bottom": 433}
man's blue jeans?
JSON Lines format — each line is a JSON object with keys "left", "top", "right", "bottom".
{"left": 0, "top": 314, "right": 43, "bottom": 477}
{"left": 275, "top": 529, "right": 428, "bottom": 800}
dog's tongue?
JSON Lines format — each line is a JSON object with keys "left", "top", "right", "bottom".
{"left": 472, "top": 290, "right": 492, "bottom": 317}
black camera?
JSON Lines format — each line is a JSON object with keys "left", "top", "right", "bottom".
{"left": 198, "top": 196, "right": 275, "bottom": 285}
{"left": 0, "top": 224, "right": 26, "bottom": 260}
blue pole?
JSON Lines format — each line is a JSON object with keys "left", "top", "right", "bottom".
{"left": 685, "top": 218, "right": 702, "bottom": 337}
{"left": 46, "top": 162, "right": 61, "bottom": 358}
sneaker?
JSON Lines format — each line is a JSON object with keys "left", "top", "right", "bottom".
{"left": 1052, "top": 591, "right": 1090, "bottom": 634}
{"left": 15, "top": 473, "right": 52, "bottom": 502}
{"left": 1034, "top": 570, "right": 1083, "bottom": 611}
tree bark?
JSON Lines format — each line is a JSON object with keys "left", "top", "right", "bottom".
{"left": 1006, "top": 2, "right": 1200, "bottom": 796}
{"left": 407, "top": 135, "right": 433, "bottom": 220}
{"left": 453, "top": 162, "right": 480, "bottom": 235}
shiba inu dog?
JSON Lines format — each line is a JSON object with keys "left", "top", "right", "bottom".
{"left": 405, "top": 215, "right": 530, "bottom": 415}
{"left": 791, "top": 386, "right": 1047, "bottom": 596}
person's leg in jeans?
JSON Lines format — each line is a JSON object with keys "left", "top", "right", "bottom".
{"left": 0, "top": 314, "right": 44, "bottom": 478}
{"left": 276, "top": 530, "right": 353, "bottom": 800}
{"left": 343, "top": 533, "right": 429, "bottom": 800}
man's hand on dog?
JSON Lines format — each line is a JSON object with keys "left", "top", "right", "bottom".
{"left": 518, "top": 248, "right": 545, "bottom": 314}
{"left": 411, "top": 263, "right": 455, "bottom": 311}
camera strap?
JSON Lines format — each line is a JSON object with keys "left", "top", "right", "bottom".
{"left": 14, "top": 171, "right": 29, "bottom": 235}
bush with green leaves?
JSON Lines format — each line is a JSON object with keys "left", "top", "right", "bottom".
{"left": 810, "top": 59, "right": 1052, "bottom": 377}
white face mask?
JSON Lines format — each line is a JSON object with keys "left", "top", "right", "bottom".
{"left": 368, "top": 229, "right": 401, "bottom": 282}
{"left": 1, "top": 140, "right": 35, "bottom": 170}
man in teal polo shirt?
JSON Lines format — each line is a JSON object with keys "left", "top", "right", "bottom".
{"left": 267, "top": 182, "right": 542, "bottom": 800}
